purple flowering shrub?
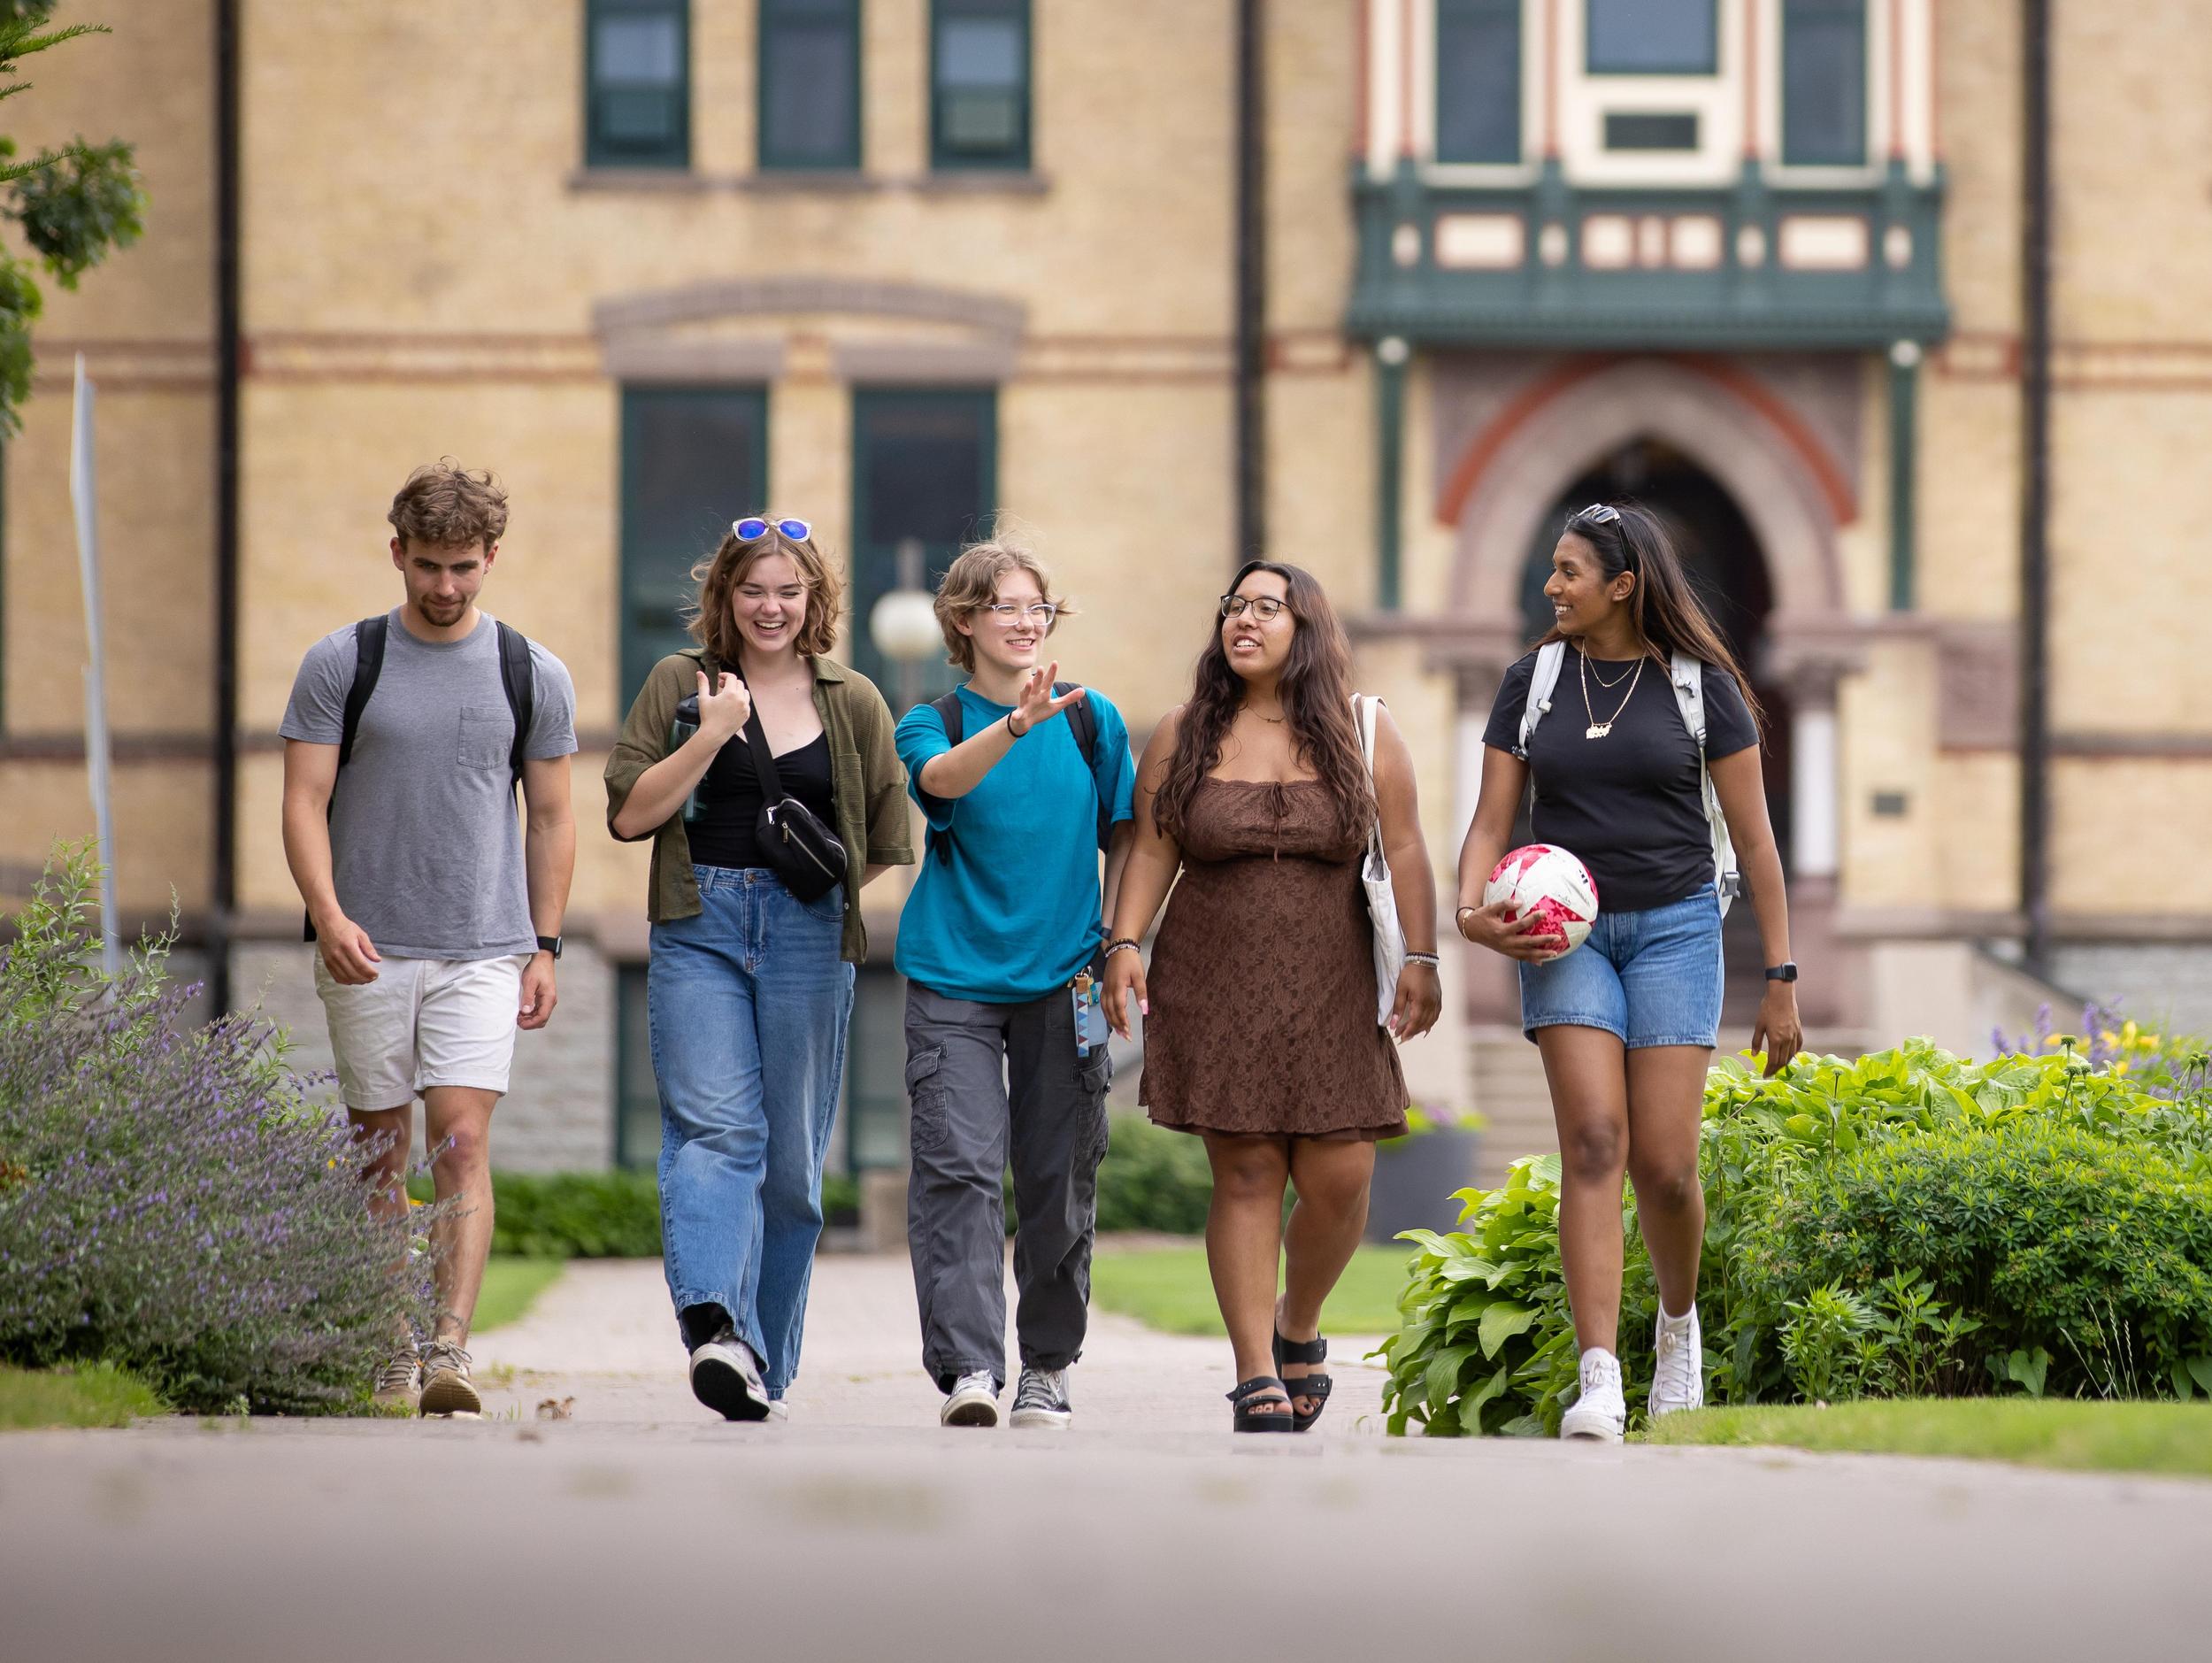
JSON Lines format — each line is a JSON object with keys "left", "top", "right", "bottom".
{"left": 0, "top": 850, "right": 439, "bottom": 1413}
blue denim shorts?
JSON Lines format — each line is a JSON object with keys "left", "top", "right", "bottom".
{"left": 1517, "top": 883, "right": 1724, "bottom": 1050}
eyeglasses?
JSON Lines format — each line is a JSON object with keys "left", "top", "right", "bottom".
{"left": 981, "top": 602, "right": 1058, "bottom": 625}
{"left": 733, "top": 516, "right": 812, "bottom": 543}
{"left": 1566, "top": 503, "right": 1620, "bottom": 530}
{"left": 1219, "top": 594, "right": 1288, "bottom": 622}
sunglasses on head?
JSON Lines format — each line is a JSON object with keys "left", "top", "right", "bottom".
{"left": 1565, "top": 503, "right": 1620, "bottom": 530}
{"left": 733, "top": 516, "right": 812, "bottom": 544}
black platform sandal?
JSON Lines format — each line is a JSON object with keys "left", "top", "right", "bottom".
{"left": 1226, "top": 1375, "right": 1296, "bottom": 1433}
{"left": 1273, "top": 1331, "right": 1333, "bottom": 1433}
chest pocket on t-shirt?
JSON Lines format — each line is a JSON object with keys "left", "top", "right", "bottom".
{"left": 458, "top": 705, "right": 511, "bottom": 771}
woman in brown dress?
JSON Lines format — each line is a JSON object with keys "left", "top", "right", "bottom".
{"left": 1103, "top": 560, "right": 1442, "bottom": 1431}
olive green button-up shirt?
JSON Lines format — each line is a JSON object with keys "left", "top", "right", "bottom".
{"left": 604, "top": 649, "right": 914, "bottom": 963}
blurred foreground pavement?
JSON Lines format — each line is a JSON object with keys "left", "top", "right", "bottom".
{"left": 4, "top": 1256, "right": 2208, "bottom": 1663}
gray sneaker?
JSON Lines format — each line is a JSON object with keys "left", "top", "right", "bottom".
{"left": 418, "top": 1340, "right": 481, "bottom": 1418}
{"left": 941, "top": 1370, "right": 999, "bottom": 1428}
{"left": 1010, "top": 1367, "right": 1072, "bottom": 1429}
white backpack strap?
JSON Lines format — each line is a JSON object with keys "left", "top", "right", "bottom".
{"left": 1516, "top": 642, "right": 1566, "bottom": 758}
{"left": 1671, "top": 652, "right": 1741, "bottom": 912}
{"left": 1355, "top": 693, "right": 1379, "bottom": 774}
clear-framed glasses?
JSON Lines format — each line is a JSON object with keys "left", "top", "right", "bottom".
{"left": 981, "top": 602, "right": 1058, "bottom": 626}
{"left": 733, "top": 515, "right": 812, "bottom": 543}
{"left": 1565, "top": 503, "right": 1620, "bottom": 530}
{"left": 1219, "top": 594, "right": 1287, "bottom": 622}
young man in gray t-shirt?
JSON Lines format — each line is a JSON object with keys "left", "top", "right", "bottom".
{"left": 280, "top": 461, "right": 578, "bottom": 1417}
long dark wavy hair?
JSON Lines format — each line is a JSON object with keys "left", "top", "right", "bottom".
{"left": 1543, "top": 501, "right": 1766, "bottom": 731}
{"left": 1154, "top": 559, "right": 1375, "bottom": 846}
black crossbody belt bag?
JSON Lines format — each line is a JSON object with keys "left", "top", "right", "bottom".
{"left": 720, "top": 658, "right": 848, "bottom": 904}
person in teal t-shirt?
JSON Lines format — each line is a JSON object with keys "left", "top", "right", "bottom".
{"left": 893, "top": 539, "right": 1134, "bottom": 1432}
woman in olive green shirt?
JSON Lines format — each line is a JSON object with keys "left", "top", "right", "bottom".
{"left": 606, "top": 517, "right": 911, "bottom": 1421}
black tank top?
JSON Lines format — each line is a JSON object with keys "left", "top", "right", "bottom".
{"left": 687, "top": 730, "right": 837, "bottom": 870}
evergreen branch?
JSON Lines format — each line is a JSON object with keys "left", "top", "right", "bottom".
{"left": 0, "top": 138, "right": 84, "bottom": 186}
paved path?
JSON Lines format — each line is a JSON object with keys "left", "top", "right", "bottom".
{"left": 6, "top": 1254, "right": 2212, "bottom": 1663}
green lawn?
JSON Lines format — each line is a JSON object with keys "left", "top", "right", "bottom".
{"left": 471, "top": 1256, "right": 565, "bottom": 1335}
{"left": 1089, "top": 1243, "right": 1410, "bottom": 1338}
{"left": 0, "top": 1362, "right": 165, "bottom": 1430}
{"left": 1644, "top": 1398, "right": 2212, "bottom": 1479}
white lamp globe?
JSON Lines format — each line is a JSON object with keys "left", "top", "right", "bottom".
{"left": 870, "top": 588, "right": 941, "bottom": 665}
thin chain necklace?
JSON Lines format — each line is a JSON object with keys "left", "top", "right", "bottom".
{"left": 1579, "top": 646, "right": 1646, "bottom": 739}
{"left": 1583, "top": 647, "right": 1641, "bottom": 690}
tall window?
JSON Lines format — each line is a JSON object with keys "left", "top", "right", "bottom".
{"left": 1586, "top": 0, "right": 1717, "bottom": 74}
{"left": 759, "top": 0, "right": 862, "bottom": 170}
{"left": 932, "top": 0, "right": 1031, "bottom": 170}
{"left": 841, "top": 966, "right": 911, "bottom": 1175}
{"left": 614, "top": 965, "right": 656, "bottom": 1169}
{"left": 618, "top": 388, "right": 768, "bottom": 711}
{"left": 1782, "top": 0, "right": 1867, "bottom": 165}
{"left": 1435, "top": 0, "right": 1521, "bottom": 164}
{"left": 849, "top": 388, "right": 996, "bottom": 702}
{"left": 585, "top": 0, "right": 690, "bottom": 168}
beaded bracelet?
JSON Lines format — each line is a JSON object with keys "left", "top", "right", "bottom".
{"left": 1103, "top": 939, "right": 1141, "bottom": 959}
{"left": 1404, "top": 951, "right": 1440, "bottom": 967}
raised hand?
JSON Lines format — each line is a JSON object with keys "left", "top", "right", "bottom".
{"left": 695, "top": 668, "right": 754, "bottom": 742}
{"left": 1011, "top": 661, "right": 1087, "bottom": 735}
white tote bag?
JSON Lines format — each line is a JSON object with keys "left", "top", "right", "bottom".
{"left": 1356, "top": 695, "right": 1406, "bottom": 1027}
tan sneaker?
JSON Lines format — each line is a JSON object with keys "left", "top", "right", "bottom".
{"left": 418, "top": 1340, "right": 482, "bottom": 1418}
{"left": 373, "top": 1344, "right": 419, "bottom": 1411}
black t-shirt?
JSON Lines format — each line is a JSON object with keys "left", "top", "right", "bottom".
{"left": 687, "top": 729, "right": 837, "bottom": 870}
{"left": 1482, "top": 646, "right": 1757, "bottom": 913}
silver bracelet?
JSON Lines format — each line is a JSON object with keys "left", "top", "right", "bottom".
{"left": 1403, "top": 951, "right": 1440, "bottom": 967}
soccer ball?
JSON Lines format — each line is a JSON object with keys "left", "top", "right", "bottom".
{"left": 1483, "top": 844, "right": 1600, "bottom": 958}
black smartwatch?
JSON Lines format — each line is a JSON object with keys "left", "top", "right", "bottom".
{"left": 1763, "top": 961, "right": 1798, "bottom": 982}
{"left": 535, "top": 935, "right": 563, "bottom": 960}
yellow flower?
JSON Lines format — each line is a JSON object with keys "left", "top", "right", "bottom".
{"left": 2113, "top": 1059, "right": 2131, "bottom": 1076}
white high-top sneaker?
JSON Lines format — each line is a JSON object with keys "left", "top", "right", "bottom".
{"left": 1648, "top": 1305, "right": 1705, "bottom": 1419}
{"left": 1559, "top": 1348, "right": 1627, "bottom": 1443}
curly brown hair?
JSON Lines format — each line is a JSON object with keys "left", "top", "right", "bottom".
{"left": 388, "top": 458, "right": 509, "bottom": 550}
{"left": 687, "top": 521, "right": 844, "bottom": 665}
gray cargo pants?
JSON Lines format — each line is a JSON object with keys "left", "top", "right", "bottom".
{"left": 903, "top": 982, "right": 1111, "bottom": 1393}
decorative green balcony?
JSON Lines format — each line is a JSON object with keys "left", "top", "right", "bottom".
{"left": 1345, "top": 159, "right": 1948, "bottom": 350}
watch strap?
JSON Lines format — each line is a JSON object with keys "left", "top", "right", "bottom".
{"left": 535, "top": 935, "right": 563, "bottom": 959}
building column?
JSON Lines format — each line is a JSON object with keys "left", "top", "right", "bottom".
{"left": 1374, "top": 335, "right": 1409, "bottom": 610}
{"left": 1888, "top": 339, "right": 1921, "bottom": 611}
{"left": 1788, "top": 664, "right": 1845, "bottom": 886}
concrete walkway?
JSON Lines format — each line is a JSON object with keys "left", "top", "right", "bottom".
{"left": 6, "top": 1254, "right": 2212, "bottom": 1663}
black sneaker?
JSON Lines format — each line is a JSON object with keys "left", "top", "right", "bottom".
{"left": 689, "top": 1328, "right": 772, "bottom": 1422}
{"left": 1010, "top": 1366, "right": 1072, "bottom": 1429}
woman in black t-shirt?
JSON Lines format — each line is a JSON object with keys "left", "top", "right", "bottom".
{"left": 1455, "top": 501, "right": 1801, "bottom": 1444}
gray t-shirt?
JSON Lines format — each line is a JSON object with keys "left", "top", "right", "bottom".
{"left": 280, "top": 608, "right": 578, "bottom": 959}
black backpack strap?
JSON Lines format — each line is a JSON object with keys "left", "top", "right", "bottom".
{"left": 926, "top": 691, "right": 966, "bottom": 865}
{"left": 495, "top": 620, "right": 534, "bottom": 792}
{"left": 336, "top": 615, "right": 388, "bottom": 771}
{"left": 1055, "top": 682, "right": 1110, "bottom": 851}
{"left": 310, "top": 616, "right": 388, "bottom": 942}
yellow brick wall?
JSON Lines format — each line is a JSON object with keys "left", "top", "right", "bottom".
{"left": 2, "top": 2, "right": 215, "bottom": 913}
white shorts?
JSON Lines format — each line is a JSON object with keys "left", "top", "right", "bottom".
{"left": 313, "top": 953, "right": 528, "bottom": 1111}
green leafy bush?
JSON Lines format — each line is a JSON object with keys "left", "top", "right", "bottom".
{"left": 1094, "top": 1113, "right": 1216, "bottom": 1235}
{"left": 402, "top": 1168, "right": 858, "bottom": 1258}
{"left": 1382, "top": 1040, "right": 2212, "bottom": 1436}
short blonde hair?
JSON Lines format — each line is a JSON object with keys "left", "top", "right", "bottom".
{"left": 933, "top": 539, "right": 1076, "bottom": 672}
{"left": 688, "top": 522, "right": 844, "bottom": 664}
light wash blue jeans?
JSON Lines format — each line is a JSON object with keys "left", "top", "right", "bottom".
{"left": 649, "top": 865, "right": 856, "bottom": 1397}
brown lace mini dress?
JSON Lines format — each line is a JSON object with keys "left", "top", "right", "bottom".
{"left": 1140, "top": 777, "right": 1409, "bottom": 1140}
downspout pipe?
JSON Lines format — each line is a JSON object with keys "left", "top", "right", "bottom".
{"left": 1233, "top": 0, "right": 1266, "bottom": 564}
{"left": 210, "top": 0, "right": 241, "bottom": 1015}
{"left": 2019, "top": 0, "right": 2053, "bottom": 975}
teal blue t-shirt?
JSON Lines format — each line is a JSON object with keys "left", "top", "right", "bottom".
{"left": 894, "top": 685, "right": 1136, "bottom": 1005}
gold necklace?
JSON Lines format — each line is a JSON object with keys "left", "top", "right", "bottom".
{"left": 1584, "top": 648, "right": 1641, "bottom": 690}
{"left": 1580, "top": 647, "right": 1645, "bottom": 739}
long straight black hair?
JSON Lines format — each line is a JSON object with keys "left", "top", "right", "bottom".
{"left": 1542, "top": 501, "right": 1766, "bottom": 732}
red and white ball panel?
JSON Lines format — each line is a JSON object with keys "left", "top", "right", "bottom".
{"left": 1483, "top": 843, "right": 1600, "bottom": 955}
